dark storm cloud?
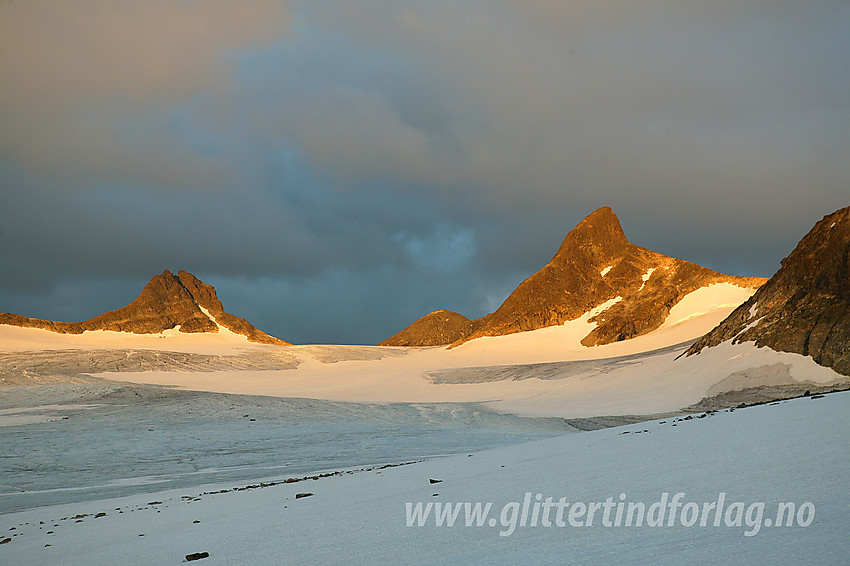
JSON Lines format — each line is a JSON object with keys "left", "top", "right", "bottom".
{"left": 1, "top": 1, "right": 848, "bottom": 343}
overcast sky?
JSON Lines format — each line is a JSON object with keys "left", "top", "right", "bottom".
{"left": 1, "top": 1, "right": 848, "bottom": 344}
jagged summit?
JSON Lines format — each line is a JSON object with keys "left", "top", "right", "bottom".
{"left": 381, "top": 207, "right": 766, "bottom": 347}
{"left": 0, "top": 270, "right": 288, "bottom": 345}
{"left": 551, "top": 206, "right": 630, "bottom": 265}
{"left": 688, "top": 205, "right": 850, "bottom": 376}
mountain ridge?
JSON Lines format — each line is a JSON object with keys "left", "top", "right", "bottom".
{"left": 0, "top": 270, "right": 288, "bottom": 345}
{"left": 381, "top": 207, "right": 766, "bottom": 347}
{"left": 687, "top": 205, "right": 850, "bottom": 376}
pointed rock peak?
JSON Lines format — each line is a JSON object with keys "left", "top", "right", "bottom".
{"left": 175, "top": 270, "right": 203, "bottom": 292}
{"left": 176, "top": 270, "right": 224, "bottom": 313}
{"left": 569, "top": 206, "right": 628, "bottom": 242}
{"left": 138, "top": 270, "right": 192, "bottom": 299}
{"left": 174, "top": 269, "right": 289, "bottom": 345}
{"left": 0, "top": 269, "right": 289, "bottom": 345}
{"left": 148, "top": 269, "right": 177, "bottom": 285}
{"left": 583, "top": 205, "right": 618, "bottom": 222}
{"left": 552, "top": 206, "right": 630, "bottom": 263}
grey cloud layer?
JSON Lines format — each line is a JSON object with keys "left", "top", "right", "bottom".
{"left": 1, "top": 1, "right": 848, "bottom": 343}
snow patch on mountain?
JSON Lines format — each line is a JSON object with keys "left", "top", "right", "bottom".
{"left": 661, "top": 283, "right": 756, "bottom": 328}
{"left": 638, "top": 267, "right": 656, "bottom": 290}
{"left": 196, "top": 304, "right": 250, "bottom": 341}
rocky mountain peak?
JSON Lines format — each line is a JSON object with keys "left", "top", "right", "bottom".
{"left": 551, "top": 206, "right": 630, "bottom": 267}
{"left": 0, "top": 270, "right": 288, "bottom": 345}
{"left": 381, "top": 206, "right": 766, "bottom": 347}
{"left": 175, "top": 270, "right": 222, "bottom": 312}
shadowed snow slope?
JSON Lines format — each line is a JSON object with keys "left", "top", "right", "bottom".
{"left": 2, "top": 390, "right": 847, "bottom": 565}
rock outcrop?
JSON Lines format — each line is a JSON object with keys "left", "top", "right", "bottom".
{"left": 0, "top": 270, "right": 288, "bottom": 345}
{"left": 381, "top": 207, "right": 765, "bottom": 347}
{"left": 378, "top": 310, "right": 473, "bottom": 347}
{"left": 169, "top": 270, "right": 287, "bottom": 345}
{"left": 687, "top": 205, "right": 850, "bottom": 376}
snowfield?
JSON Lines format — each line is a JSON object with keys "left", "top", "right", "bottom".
{"left": 0, "top": 282, "right": 753, "bottom": 357}
{"left": 3, "top": 283, "right": 838, "bottom": 418}
{"left": 2, "top": 281, "right": 848, "bottom": 564}
{"left": 1, "top": 391, "right": 847, "bottom": 565}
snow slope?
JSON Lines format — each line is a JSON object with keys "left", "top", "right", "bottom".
{"left": 0, "top": 321, "right": 259, "bottom": 354}
{"left": 80, "top": 339, "right": 840, "bottom": 418}
{"left": 0, "top": 282, "right": 753, "bottom": 358}
{"left": 2, "top": 390, "right": 847, "bottom": 565}
{"left": 6, "top": 281, "right": 840, "bottom": 419}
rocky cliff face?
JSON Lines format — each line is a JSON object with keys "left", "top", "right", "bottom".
{"left": 687, "top": 205, "right": 850, "bottom": 376}
{"left": 171, "top": 270, "right": 287, "bottom": 345}
{"left": 0, "top": 270, "right": 288, "bottom": 345}
{"left": 381, "top": 207, "right": 765, "bottom": 347}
